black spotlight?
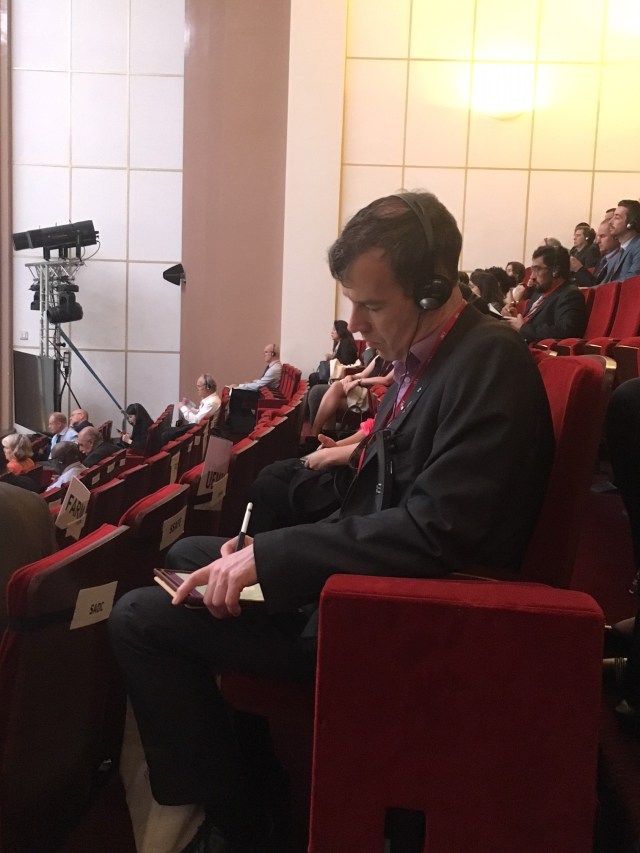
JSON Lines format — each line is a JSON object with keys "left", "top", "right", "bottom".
{"left": 47, "top": 292, "right": 84, "bottom": 324}
{"left": 13, "top": 220, "right": 98, "bottom": 255}
{"left": 163, "top": 263, "right": 184, "bottom": 286}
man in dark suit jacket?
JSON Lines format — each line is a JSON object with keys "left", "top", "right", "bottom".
{"left": 603, "top": 199, "right": 640, "bottom": 283}
{"left": 77, "top": 426, "right": 119, "bottom": 467}
{"left": 571, "top": 218, "right": 620, "bottom": 286}
{"left": 109, "top": 192, "right": 555, "bottom": 852}
{"left": 504, "top": 244, "right": 587, "bottom": 343}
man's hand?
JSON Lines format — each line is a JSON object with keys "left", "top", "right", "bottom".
{"left": 504, "top": 313, "right": 524, "bottom": 331}
{"left": 172, "top": 537, "right": 257, "bottom": 618}
{"left": 317, "top": 434, "right": 337, "bottom": 449}
{"left": 180, "top": 397, "right": 189, "bottom": 407}
{"left": 306, "top": 444, "right": 354, "bottom": 470}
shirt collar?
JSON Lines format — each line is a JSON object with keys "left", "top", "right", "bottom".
{"left": 392, "top": 324, "right": 444, "bottom": 387}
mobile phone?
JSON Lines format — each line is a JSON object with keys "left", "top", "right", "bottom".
{"left": 153, "top": 568, "right": 264, "bottom": 608}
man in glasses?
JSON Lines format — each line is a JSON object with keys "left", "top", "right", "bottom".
{"left": 502, "top": 244, "right": 587, "bottom": 343}
{"left": 110, "top": 192, "right": 554, "bottom": 853}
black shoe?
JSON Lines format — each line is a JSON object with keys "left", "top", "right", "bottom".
{"left": 180, "top": 819, "right": 233, "bottom": 853}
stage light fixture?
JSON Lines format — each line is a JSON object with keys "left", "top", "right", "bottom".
{"left": 12, "top": 220, "right": 98, "bottom": 255}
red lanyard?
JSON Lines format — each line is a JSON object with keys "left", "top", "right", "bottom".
{"left": 390, "top": 301, "right": 467, "bottom": 421}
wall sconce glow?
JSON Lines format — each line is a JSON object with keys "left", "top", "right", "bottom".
{"left": 471, "top": 63, "right": 536, "bottom": 120}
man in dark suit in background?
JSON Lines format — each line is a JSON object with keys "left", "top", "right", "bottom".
{"left": 571, "top": 218, "right": 620, "bottom": 286}
{"left": 77, "top": 426, "right": 119, "bottom": 468}
{"left": 110, "top": 192, "right": 555, "bottom": 853}
{"left": 504, "top": 244, "right": 587, "bottom": 343}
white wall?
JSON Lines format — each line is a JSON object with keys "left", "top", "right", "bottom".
{"left": 11, "top": 0, "right": 185, "bottom": 430}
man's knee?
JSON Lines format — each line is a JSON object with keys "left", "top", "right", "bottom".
{"left": 165, "top": 536, "right": 225, "bottom": 570}
{"left": 109, "top": 586, "right": 167, "bottom": 650}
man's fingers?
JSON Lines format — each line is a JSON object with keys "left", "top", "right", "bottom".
{"left": 172, "top": 567, "right": 209, "bottom": 605}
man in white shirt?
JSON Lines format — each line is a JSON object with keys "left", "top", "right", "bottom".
{"left": 179, "top": 374, "right": 222, "bottom": 426}
{"left": 47, "top": 412, "right": 78, "bottom": 459}
{"left": 234, "top": 344, "right": 282, "bottom": 393}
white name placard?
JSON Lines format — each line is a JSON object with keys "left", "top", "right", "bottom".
{"left": 70, "top": 581, "right": 117, "bottom": 630}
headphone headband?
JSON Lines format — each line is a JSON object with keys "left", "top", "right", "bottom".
{"left": 391, "top": 192, "right": 452, "bottom": 311}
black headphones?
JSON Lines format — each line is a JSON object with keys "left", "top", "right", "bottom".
{"left": 202, "top": 374, "right": 215, "bottom": 391}
{"left": 392, "top": 193, "right": 453, "bottom": 311}
{"left": 623, "top": 201, "right": 640, "bottom": 232}
{"left": 549, "top": 246, "right": 563, "bottom": 278}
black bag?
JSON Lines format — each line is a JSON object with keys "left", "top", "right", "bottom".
{"left": 309, "top": 360, "right": 330, "bottom": 387}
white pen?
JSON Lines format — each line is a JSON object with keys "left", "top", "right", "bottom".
{"left": 235, "top": 502, "right": 253, "bottom": 551}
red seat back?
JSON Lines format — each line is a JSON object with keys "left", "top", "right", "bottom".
{"left": 583, "top": 280, "right": 620, "bottom": 338}
{"left": 607, "top": 275, "right": 640, "bottom": 338}
{"left": 521, "top": 354, "right": 611, "bottom": 586}
{"left": 0, "top": 525, "right": 131, "bottom": 851}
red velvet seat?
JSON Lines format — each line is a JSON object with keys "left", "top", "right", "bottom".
{"left": 117, "top": 462, "right": 151, "bottom": 513}
{"left": 309, "top": 578, "right": 603, "bottom": 853}
{"left": 547, "top": 280, "right": 620, "bottom": 354}
{"left": 0, "top": 524, "right": 131, "bottom": 852}
{"left": 118, "top": 483, "right": 190, "bottom": 585}
{"left": 144, "top": 450, "right": 172, "bottom": 493}
{"left": 583, "top": 275, "right": 640, "bottom": 358}
{"left": 84, "top": 477, "right": 126, "bottom": 534}
{"left": 179, "top": 461, "right": 225, "bottom": 538}
{"left": 218, "top": 438, "right": 260, "bottom": 537}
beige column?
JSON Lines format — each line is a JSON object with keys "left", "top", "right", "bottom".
{"left": 181, "top": 0, "right": 291, "bottom": 391}
{"left": 0, "top": 0, "right": 13, "bottom": 431}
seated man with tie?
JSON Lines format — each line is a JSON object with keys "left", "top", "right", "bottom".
{"left": 570, "top": 218, "right": 620, "bottom": 286}
{"left": 503, "top": 244, "right": 587, "bottom": 343}
{"left": 231, "top": 344, "right": 282, "bottom": 393}
{"left": 602, "top": 199, "right": 640, "bottom": 284}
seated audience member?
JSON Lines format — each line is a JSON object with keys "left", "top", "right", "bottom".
{"left": 0, "top": 481, "right": 57, "bottom": 630}
{"left": 470, "top": 270, "right": 504, "bottom": 316}
{"left": 506, "top": 261, "right": 526, "bottom": 284}
{"left": 601, "top": 199, "right": 640, "bottom": 283}
{"left": 109, "top": 190, "right": 555, "bottom": 853}
{"left": 308, "top": 322, "right": 358, "bottom": 388}
{"left": 2, "top": 433, "right": 36, "bottom": 475}
{"left": 47, "top": 412, "right": 78, "bottom": 458}
{"left": 179, "top": 374, "right": 222, "bottom": 426}
{"left": 77, "top": 426, "right": 120, "bottom": 467}
{"left": 485, "top": 265, "right": 513, "bottom": 298}
{"left": 69, "top": 408, "right": 93, "bottom": 433}
{"left": 45, "top": 441, "right": 86, "bottom": 491}
{"left": 309, "top": 353, "right": 394, "bottom": 437}
{"left": 503, "top": 245, "right": 587, "bottom": 343}
{"left": 118, "top": 403, "right": 154, "bottom": 451}
{"left": 571, "top": 218, "right": 621, "bottom": 286}
{"left": 569, "top": 223, "right": 600, "bottom": 270}
{"left": 232, "top": 344, "right": 282, "bottom": 393}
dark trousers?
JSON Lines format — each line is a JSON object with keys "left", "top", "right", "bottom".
{"left": 606, "top": 379, "right": 640, "bottom": 704}
{"left": 109, "top": 536, "right": 315, "bottom": 822}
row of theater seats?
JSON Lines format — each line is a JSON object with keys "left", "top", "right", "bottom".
{"left": 537, "top": 275, "right": 640, "bottom": 383}
{"left": 0, "top": 370, "right": 311, "bottom": 850}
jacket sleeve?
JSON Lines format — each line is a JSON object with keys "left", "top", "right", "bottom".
{"left": 254, "top": 330, "right": 553, "bottom": 613}
{"left": 238, "top": 362, "right": 282, "bottom": 391}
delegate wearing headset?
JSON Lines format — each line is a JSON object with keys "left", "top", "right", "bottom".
{"left": 601, "top": 199, "right": 640, "bottom": 284}
{"left": 109, "top": 192, "right": 555, "bottom": 853}
{"left": 502, "top": 244, "right": 588, "bottom": 343}
{"left": 231, "top": 344, "right": 282, "bottom": 393}
{"left": 179, "top": 373, "right": 222, "bottom": 425}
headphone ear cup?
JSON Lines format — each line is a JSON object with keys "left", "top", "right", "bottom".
{"left": 415, "top": 276, "right": 452, "bottom": 311}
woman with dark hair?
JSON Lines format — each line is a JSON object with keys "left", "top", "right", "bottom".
{"left": 470, "top": 270, "right": 505, "bottom": 316}
{"left": 308, "top": 320, "right": 358, "bottom": 388}
{"left": 506, "top": 261, "right": 526, "bottom": 284}
{"left": 118, "top": 403, "right": 154, "bottom": 451}
{"left": 326, "top": 320, "right": 358, "bottom": 366}
{"left": 570, "top": 224, "right": 600, "bottom": 269}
